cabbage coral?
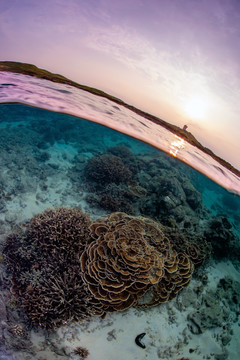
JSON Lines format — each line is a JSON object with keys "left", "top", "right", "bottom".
{"left": 80, "top": 212, "right": 197, "bottom": 312}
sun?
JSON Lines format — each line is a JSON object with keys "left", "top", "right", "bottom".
{"left": 184, "top": 96, "right": 208, "bottom": 120}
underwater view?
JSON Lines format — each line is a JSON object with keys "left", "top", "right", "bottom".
{"left": 0, "top": 70, "right": 240, "bottom": 360}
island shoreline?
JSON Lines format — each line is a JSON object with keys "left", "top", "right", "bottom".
{"left": 0, "top": 60, "right": 239, "bottom": 179}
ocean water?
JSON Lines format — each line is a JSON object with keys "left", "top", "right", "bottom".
{"left": 0, "top": 72, "right": 239, "bottom": 360}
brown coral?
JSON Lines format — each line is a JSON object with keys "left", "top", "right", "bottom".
{"left": 72, "top": 346, "right": 89, "bottom": 358}
{"left": 20, "top": 266, "right": 102, "bottom": 329}
{"left": 87, "top": 183, "right": 135, "bottom": 213}
{"left": 164, "top": 226, "right": 210, "bottom": 267}
{"left": 10, "top": 324, "right": 25, "bottom": 336}
{"left": 80, "top": 212, "right": 196, "bottom": 312}
{"left": 128, "top": 182, "right": 147, "bottom": 197}
{"left": 141, "top": 253, "right": 194, "bottom": 307}
{"left": 3, "top": 207, "right": 102, "bottom": 329}
{"left": 27, "top": 207, "right": 91, "bottom": 254}
{"left": 84, "top": 154, "right": 132, "bottom": 185}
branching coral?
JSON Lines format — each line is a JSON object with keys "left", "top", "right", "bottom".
{"left": 20, "top": 267, "right": 101, "bottom": 328}
{"left": 3, "top": 207, "right": 103, "bottom": 329}
{"left": 86, "top": 183, "right": 136, "bottom": 213}
{"left": 27, "top": 207, "right": 91, "bottom": 255}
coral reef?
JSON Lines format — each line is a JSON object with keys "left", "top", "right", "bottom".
{"left": 163, "top": 226, "right": 210, "bottom": 267}
{"left": 107, "top": 145, "right": 140, "bottom": 173}
{"left": 83, "top": 150, "right": 138, "bottom": 213}
{"left": 84, "top": 153, "right": 132, "bottom": 185}
{"left": 80, "top": 148, "right": 212, "bottom": 235}
{"left": 26, "top": 207, "right": 92, "bottom": 254}
{"left": 107, "top": 145, "right": 135, "bottom": 161}
{"left": 137, "top": 172, "right": 204, "bottom": 228}
{"left": 1, "top": 103, "right": 239, "bottom": 359}
{"left": 19, "top": 268, "right": 99, "bottom": 329}
{"left": 3, "top": 207, "right": 209, "bottom": 329}
{"left": 204, "top": 216, "right": 237, "bottom": 258}
{"left": 3, "top": 208, "right": 102, "bottom": 329}
{"left": 80, "top": 212, "right": 206, "bottom": 312}
{"left": 88, "top": 183, "right": 135, "bottom": 213}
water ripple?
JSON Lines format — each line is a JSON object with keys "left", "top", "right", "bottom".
{"left": 0, "top": 71, "right": 239, "bottom": 195}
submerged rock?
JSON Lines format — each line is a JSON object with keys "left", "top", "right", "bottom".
{"left": 204, "top": 216, "right": 237, "bottom": 258}
{"left": 187, "top": 277, "right": 240, "bottom": 335}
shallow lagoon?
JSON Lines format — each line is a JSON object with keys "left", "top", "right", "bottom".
{"left": 0, "top": 78, "right": 239, "bottom": 360}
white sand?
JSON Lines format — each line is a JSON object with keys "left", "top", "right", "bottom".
{"left": 48, "top": 261, "right": 239, "bottom": 360}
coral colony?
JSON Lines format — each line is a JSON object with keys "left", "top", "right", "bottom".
{"left": 2, "top": 144, "right": 238, "bottom": 333}
{"left": 3, "top": 207, "right": 208, "bottom": 329}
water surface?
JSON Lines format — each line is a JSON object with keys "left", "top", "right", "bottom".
{"left": 0, "top": 73, "right": 239, "bottom": 360}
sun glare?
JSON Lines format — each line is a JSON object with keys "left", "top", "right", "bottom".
{"left": 184, "top": 96, "right": 208, "bottom": 120}
{"left": 169, "top": 135, "right": 185, "bottom": 157}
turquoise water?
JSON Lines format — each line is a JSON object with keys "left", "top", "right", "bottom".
{"left": 0, "top": 84, "right": 239, "bottom": 359}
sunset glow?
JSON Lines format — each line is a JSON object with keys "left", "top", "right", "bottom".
{"left": 184, "top": 96, "right": 208, "bottom": 120}
{"left": 169, "top": 136, "right": 185, "bottom": 157}
{"left": 0, "top": 0, "right": 239, "bottom": 169}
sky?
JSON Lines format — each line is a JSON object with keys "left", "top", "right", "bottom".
{"left": 0, "top": 0, "right": 240, "bottom": 169}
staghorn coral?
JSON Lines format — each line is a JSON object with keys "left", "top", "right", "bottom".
{"left": 27, "top": 207, "right": 92, "bottom": 255}
{"left": 3, "top": 207, "right": 103, "bottom": 329}
{"left": 84, "top": 153, "right": 132, "bottom": 185}
{"left": 3, "top": 207, "right": 93, "bottom": 280}
{"left": 80, "top": 212, "right": 202, "bottom": 312}
{"left": 20, "top": 266, "right": 102, "bottom": 329}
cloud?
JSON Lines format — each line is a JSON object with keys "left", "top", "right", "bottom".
{"left": 1, "top": 1, "right": 239, "bottom": 142}
{"left": 83, "top": 23, "right": 210, "bottom": 96}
